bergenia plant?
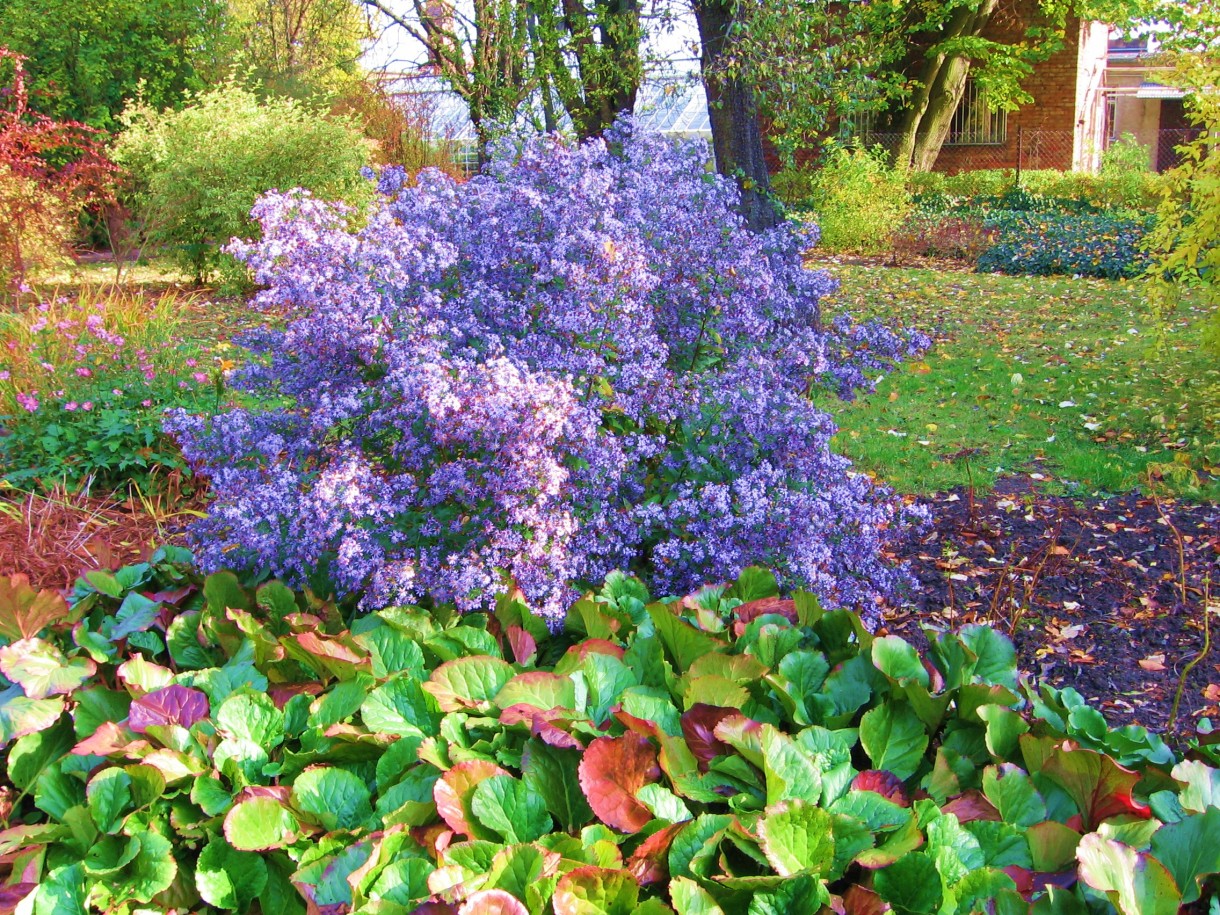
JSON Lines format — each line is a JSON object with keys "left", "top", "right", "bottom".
{"left": 169, "top": 121, "right": 929, "bottom": 628}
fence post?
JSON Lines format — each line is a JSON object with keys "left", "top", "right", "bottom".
{"left": 1016, "top": 126, "right": 1023, "bottom": 185}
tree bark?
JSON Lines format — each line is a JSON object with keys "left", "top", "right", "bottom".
{"left": 893, "top": 0, "right": 998, "bottom": 171}
{"left": 693, "top": 0, "right": 781, "bottom": 231}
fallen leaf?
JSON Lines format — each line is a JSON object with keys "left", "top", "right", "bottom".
{"left": 1139, "top": 654, "right": 1167, "bottom": 672}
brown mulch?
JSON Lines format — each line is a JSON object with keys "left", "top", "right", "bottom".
{"left": 883, "top": 473, "right": 1220, "bottom": 739}
{"left": 0, "top": 487, "right": 194, "bottom": 592}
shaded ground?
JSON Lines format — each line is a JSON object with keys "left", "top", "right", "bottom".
{"left": 884, "top": 472, "right": 1220, "bottom": 738}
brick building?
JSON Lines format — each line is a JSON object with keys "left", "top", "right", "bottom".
{"left": 825, "top": 0, "right": 1194, "bottom": 175}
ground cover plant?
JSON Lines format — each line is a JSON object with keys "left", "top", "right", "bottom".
{"left": 814, "top": 264, "right": 1219, "bottom": 500}
{"left": 3, "top": 558, "right": 1220, "bottom": 913}
{"left": 169, "top": 122, "right": 929, "bottom": 629}
{"left": 975, "top": 211, "right": 1153, "bottom": 281}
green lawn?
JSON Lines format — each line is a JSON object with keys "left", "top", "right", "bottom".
{"left": 817, "top": 264, "right": 1220, "bottom": 500}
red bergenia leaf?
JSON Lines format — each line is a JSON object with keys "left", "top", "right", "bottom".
{"left": 732, "top": 597, "right": 798, "bottom": 637}
{"left": 499, "top": 705, "right": 584, "bottom": 749}
{"left": 148, "top": 587, "right": 194, "bottom": 606}
{"left": 128, "top": 684, "right": 209, "bottom": 734}
{"left": 72, "top": 721, "right": 143, "bottom": 757}
{"left": 613, "top": 709, "right": 661, "bottom": 739}
{"left": 578, "top": 734, "right": 659, "bottom": 833}
{"left": 851, "top": 770, "right": 910, "bottom": 807}
{"left": 435, "top": 759, "right": 510, "bottom": 838}
{"left": 1042, "top": 745, "right": 1151, "bottom": 830}
{"left": 532, "top": 716, "right": 583, "bottom": 750}
{"left": 628, "top": 822, "right": 687, "bottom": 884}
{"left": 941, "top": 790, "right": 1001, "bottom": 823}
{"left": 268, "top": 682, "right": 325, "bottom": 709}
{"left": 565, "top": 640, "right": 625, "bottom": 663}
{"left": 681, "top": 704, "right": 737, "bottom": 771}
{"left": 0, "top": 883, "right": 36, "bottom": 915}
{"left": 842, "top": 885, "right": 888, "bottom": 915}
{"left": 410, "top": 823, "right": 454, "bottom": 858}
{"left": 507, "top": 625, "right": 536, "bottom": 665}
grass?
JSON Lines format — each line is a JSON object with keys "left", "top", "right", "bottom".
{"left": 817, "top": 263, "right": 1220, "bottom": 500}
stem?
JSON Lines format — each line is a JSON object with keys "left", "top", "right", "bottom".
{"left": 1171, "top": 577, "right": 1213, "bottom": 736}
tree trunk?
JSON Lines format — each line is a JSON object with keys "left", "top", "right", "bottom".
{"left": 693, "top": 0, "right": 781, "bottom": 232}
{"left": 909, "top": 54, "right": 972, "bottom": 171}
{"left": 893, "top": 0, "right": 998, "bottom": 171}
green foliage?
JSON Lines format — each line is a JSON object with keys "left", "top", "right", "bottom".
{"left": 2, "top": 557, "right": 1217, "bottom": 912}
{"left": 0, "top": 0, "right": 228, "bottom": 130}
{"left": 908, "top": 167, "right": 1165, "bottom": 214}
{"left": 227, "top": 0, "right": 369, "bottom": 99}
{"left": 112, "top": 82, "right": 370, "bottom": 284}
{"left": 1142, "top": 55, "right": 1220, "bottom": 422}
{"left": 977, "top": 211, "right": 1154, "bottom": 280}
{"left": 780, "top": 144, "right": 911, "bottom": 254}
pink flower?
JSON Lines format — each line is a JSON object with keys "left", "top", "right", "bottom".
{"left": 64, "top": 401, "right": 79, "bottom": 411}
{"left": 186, "top": 358, "right": 198, "bottom": 368}
{"left": 40, "top": 362, "right": 54, "bottom": 372}
{"left": 15, "top": 392, "right": 38, "bottom": 412}
{"left": 0, "top": 370, "right": 9, "bottom": 381}
{"left": 141, "top": 399, "right": 153, "bottom": 407}
{"left": 82, "top": 401, "right": 93, "bottom": 411}
{"left": 193, "top": 372, "right": 209, "bottom": 384}
{"left": 75, "top": 367, "right": 92, "bottom": 377}
{"left": 112, "top": 388, "right": 123, "bottom": 395}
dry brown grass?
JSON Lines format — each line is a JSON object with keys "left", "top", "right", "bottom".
{"left": 0, "top": 477, "right": 205, "bottom": 591}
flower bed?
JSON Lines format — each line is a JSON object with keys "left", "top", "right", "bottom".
{"left": 1, "top": 556, "right": 1216, "bottom": 913}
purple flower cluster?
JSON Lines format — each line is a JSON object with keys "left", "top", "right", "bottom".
{"left": 169, "top": 121, "right": 927, "bottom": 628}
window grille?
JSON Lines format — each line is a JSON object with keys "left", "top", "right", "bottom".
{"left": 946, "top": 80, "right": 1007, "bottom": 145}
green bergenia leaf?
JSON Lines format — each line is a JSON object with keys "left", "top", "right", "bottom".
{"left": 552, "top": 865, "right": 639, "bottom": 915}
{"left": 1077, "top": 833, "right": 1181, "bottom": 915}
{"left": 87, "top": 767, "right": 133, "bottom": 833}
{"left": 223, "top": 795, "right": 301, "bottom": 851}
{"left": 1149, "top": 807, "right": 1220, "bottom": 904}
{"left": 873, "top": 852, "right": 943, "bottom": 914}
{"left": 362, "top": 675, "right": 441, "bottom": 737}
{"left": 0, "top": 638, "right": 95, "bottom": 699}
{"left": 196, "top": 836, "right": 270, "bottom": 910}
{"left": 470, "top": 774, "right": 553, "bottom": 843}
{"left": 859, "top": 703, "right": 928, "bottom": 782}
{"left": 215, "top": 690, "right": 284, "bottom": 749}
{"left": 757, "top": 801, "right": 835, "bottom": 877}
{"left": 292, "top": 766, "right": 374, "bottom": 832}
{"left": 522, "top": 738, "right": 593, "bottom": 832}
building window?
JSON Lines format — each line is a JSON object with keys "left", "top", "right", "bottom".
{"left": 946, "top": 80, "right": 1008, "bottom": 145}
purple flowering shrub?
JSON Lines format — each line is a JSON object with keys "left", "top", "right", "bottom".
{"left": 168, "top": 122, "right": 928, "bottom": 628}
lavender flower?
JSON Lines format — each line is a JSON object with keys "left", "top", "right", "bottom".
{"left": 171, "top": 120, "right": 929, "bottom": 629}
